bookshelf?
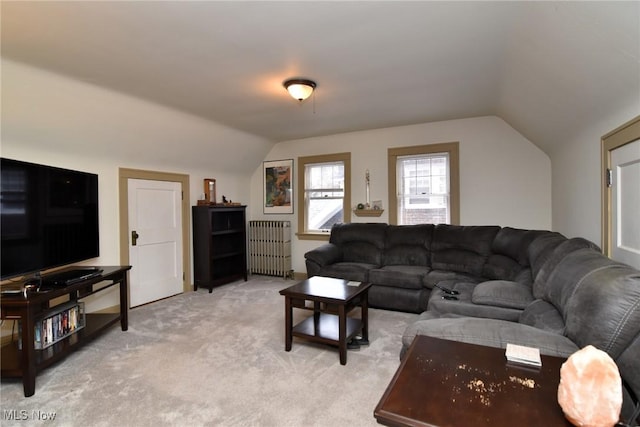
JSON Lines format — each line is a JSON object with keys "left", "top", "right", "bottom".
{"left": 192, "top": 205, "right": 247, "bottom": 292}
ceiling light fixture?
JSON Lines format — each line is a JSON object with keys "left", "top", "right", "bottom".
{"left": 283, "top": 78, "right": 316, "bottom": 102}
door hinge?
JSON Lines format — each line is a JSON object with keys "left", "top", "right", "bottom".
{"left": 606, "top": 168, "right": 613, "bottom": 188}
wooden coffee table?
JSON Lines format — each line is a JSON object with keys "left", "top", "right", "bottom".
{"left": 279, "top": 276, "right": 371, "bottom": 365}
{"left": 374, "top": 335, "right": 572, "bottom": 427}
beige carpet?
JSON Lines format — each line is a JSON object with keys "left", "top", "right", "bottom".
{"left": 1, "top": 276, "right": 418, "bottom": 426}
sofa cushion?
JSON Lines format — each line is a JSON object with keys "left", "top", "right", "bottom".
{"left": 368, "top": 285, "right": 429, "bottom": 313}
{"left": 483, "top": 228, "right": 547, "bottom": 281}
{"left": 431, "top": 225, "right": 500, "bottom": 276}
{"left": 383, "top": 224, "right": 433, "bottom": 266}
{"left": 532, "top": 237, "right": 599, "bottom": 299}
{"left": 518, "top": 299, "right": 565, "bottom": 335}
{"left": 368, "top": 265, "right": 429, "bottom": 290}
{"left": 318, "top": 262, "right": 377, "bottom": 283}
{"left": 423, "top": 270, "right": 482, "bottom": 288}
{"left": 556, "top": 250, "right": 640, "bottom": 360}
{"left": 401, "top": 317, "right": 579, "bottom": 360}
{"left": 482, "top": 254, "right": 523, "bottom": 282}
{"left": 527, "top": 232, "right": 567, "bottom": 281}
{"left": 428, "top": 282, "right": 523, "bottom": 321}
{"left": 329, "top": 222, "right": 387, "bottom": 265}
{"left": 471, "top": 280, "right": 533, "bottom": 309}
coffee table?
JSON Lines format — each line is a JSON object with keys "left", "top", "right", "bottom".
{"left": 279, "top": 276, "right": 371, "bottom": 365}
{"left": 374, "top": 335, "right": 572, "bottom": 426}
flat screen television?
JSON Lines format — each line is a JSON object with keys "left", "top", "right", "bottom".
{"left": 1, "top": 158, "right": 99, "bottom": 280}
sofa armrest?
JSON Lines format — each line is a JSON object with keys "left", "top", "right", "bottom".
{"left": 304, "top": 244, "right": 343, "bottom": 268}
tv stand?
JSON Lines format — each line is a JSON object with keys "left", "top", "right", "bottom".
{"left": 40, "top": 267, "right": 104, "bottom": 287}
{"left": 0, "top": 265, "right": 131, "bottom": 397}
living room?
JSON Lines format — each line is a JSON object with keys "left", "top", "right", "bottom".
{"left": 1, "top": 1, "right": 639, "bottom": 425}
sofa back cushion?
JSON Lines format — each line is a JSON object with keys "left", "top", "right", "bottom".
{"left": 563, "top": 250, "right": 640, "bottom": 404}
{"left": 527, "top": 232, "right": 567, "bottom": 281}
{"left": 431, "top": 225, "right": 500, "bottom": 276}
{"left": 383, "top": 224, "right": 434, "bottom": 266}
{"left": 545, "top": 249, "right": 640, "bottom": 360}
{"left": 482, "top": 228, "right": 548, "bottom": 283}
{"left": 532, "top": 237, "right": 600, "bottom": 299}
{"left": 329, "top": 222, "right": 387, "bottom": 265}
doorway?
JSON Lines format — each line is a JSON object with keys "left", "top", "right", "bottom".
{"left": 119, "top": 168, "right": 191, "bottom": 307}
{"left": 601, "top": 115, "right": 640, "bottom": 270}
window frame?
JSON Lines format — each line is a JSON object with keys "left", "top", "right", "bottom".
{"left": 388, "top": 142, "right": 460, "bottom": 225}
{"left": 297, "top": 152, "right": 351, "bottom": 240}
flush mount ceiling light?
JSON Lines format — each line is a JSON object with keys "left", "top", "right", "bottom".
{"left": 283, "top": 78, "right": 316, "bottom": 102}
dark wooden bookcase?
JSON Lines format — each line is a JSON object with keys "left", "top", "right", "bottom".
{"left": 192, "top": 205, "right": 247, "bottom": 292}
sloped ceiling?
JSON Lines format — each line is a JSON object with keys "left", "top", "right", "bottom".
{"left": 2, "top": 1, "right": 638, "bottom": 154}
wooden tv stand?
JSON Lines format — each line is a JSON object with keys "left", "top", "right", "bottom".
{"left": 0, "top": 266, "right": 131, "bottom": 397}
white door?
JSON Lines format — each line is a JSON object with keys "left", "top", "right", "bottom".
{"left": 611, "top": 138, "right": 640, "bottom": 270}
{"left": 128, "top": 179, "right": 183, "bottom": 307}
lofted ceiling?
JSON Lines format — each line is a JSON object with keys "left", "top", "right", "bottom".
{"left": 1, "top": 1, "right": 638, "bottom": 153}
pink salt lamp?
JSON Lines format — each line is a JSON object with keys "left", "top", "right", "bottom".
{"left": 557, "top": 345, "right": 622, "bottom": 427}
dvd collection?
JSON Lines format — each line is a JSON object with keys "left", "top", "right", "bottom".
{"left": 18, "top": 301, "right": 85, "bottom": 350}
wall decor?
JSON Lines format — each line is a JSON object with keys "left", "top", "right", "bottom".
{"left": 264, "top": 159, "right": 293, "bottom": 214}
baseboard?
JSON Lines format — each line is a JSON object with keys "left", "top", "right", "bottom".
{"left": 292, "top": 271, "right": 307, "bottom": 281}
{"left": 91, "top": 304, "right": 120, "bottom": 314}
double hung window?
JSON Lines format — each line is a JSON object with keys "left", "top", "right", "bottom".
{"left": 297, "top": 153, "right": 351, "bottom": 239}
{"left": 397, "top": 153, "right": 450, "bottom": 225}
{"left": 388, "top": 143, "right": 459, "bottom": 225}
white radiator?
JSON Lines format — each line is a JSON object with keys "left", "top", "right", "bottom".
{"left": 249, "top": 220, "right": 293, "bottom": 278}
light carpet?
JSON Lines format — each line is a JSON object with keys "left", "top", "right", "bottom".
{"left": 1, "top": 276, "right": 418, "bottom": 426}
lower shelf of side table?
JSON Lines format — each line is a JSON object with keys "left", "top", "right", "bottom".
{"left": 1, "top": 313, "right": 121, "bottom": 377}
{"left": 292, "top": 313, "right": 362, "bottom": 346}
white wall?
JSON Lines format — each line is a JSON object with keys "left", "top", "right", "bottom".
{"left": 1, "top": 59, "right": 273, "bottom": 310}
{"left": 550, "top": 107, "right": 640, "bottom": 247}
{"left": 249, "top": 116, "right": 552, "bottom": 273}
{"left": 3, "top": 61, "right": 552, "bottom": 291}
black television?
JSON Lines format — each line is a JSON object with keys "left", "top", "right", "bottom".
{"left": 1, "top": 158, "right": 99, "bottom": 280}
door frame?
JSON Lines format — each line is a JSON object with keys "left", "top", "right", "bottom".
{"left": 118, "top": 168, "right": 191, "bottom": 297}
{"left": 601, "top": 115, "right": 640, "bottom": 256}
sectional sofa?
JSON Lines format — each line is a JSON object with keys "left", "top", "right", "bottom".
{"left": 304, "top": 222, "right": 640, "bottom": 423}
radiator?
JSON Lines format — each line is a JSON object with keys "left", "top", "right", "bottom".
{"left": 249, "top": 220, "right": 293, "bottom": 279}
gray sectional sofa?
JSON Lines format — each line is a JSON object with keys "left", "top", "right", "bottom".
{"left": 304, "top": 222, "right": 640, "bottom": 423}
{"left": 305, "top": 223, "right": 551, "bottom": 313}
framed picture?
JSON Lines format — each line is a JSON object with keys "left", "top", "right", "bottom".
{"left": 263, "top": 159, "right": 293, "bottom": 214}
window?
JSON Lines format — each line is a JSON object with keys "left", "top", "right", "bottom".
{"left": 297, "top": 153, "right": 351, "bottom": 240}
{"left": 388, "top": 143, "right": 459, "bottom": 225}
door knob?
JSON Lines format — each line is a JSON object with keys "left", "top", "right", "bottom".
{"left": 131, "top": 230, "right": 140, "bottom": 246}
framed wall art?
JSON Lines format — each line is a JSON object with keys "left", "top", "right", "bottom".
{"left": 263, "top": 159, "right": 293, "bottom": 214}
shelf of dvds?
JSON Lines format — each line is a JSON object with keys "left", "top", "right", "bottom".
{"left": 18, "top": 301, "right": 86, "bottom": 350}
{"left": 0, "top": 265, "right": 131, "bottom": 397}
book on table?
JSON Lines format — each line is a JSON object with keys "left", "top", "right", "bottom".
{"left": 505, "top": 343, "right": 542, "bottom": 367}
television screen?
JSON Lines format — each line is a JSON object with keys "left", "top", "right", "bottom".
{"left": 1, "top": 158, "right": 99, "bottom": 279}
